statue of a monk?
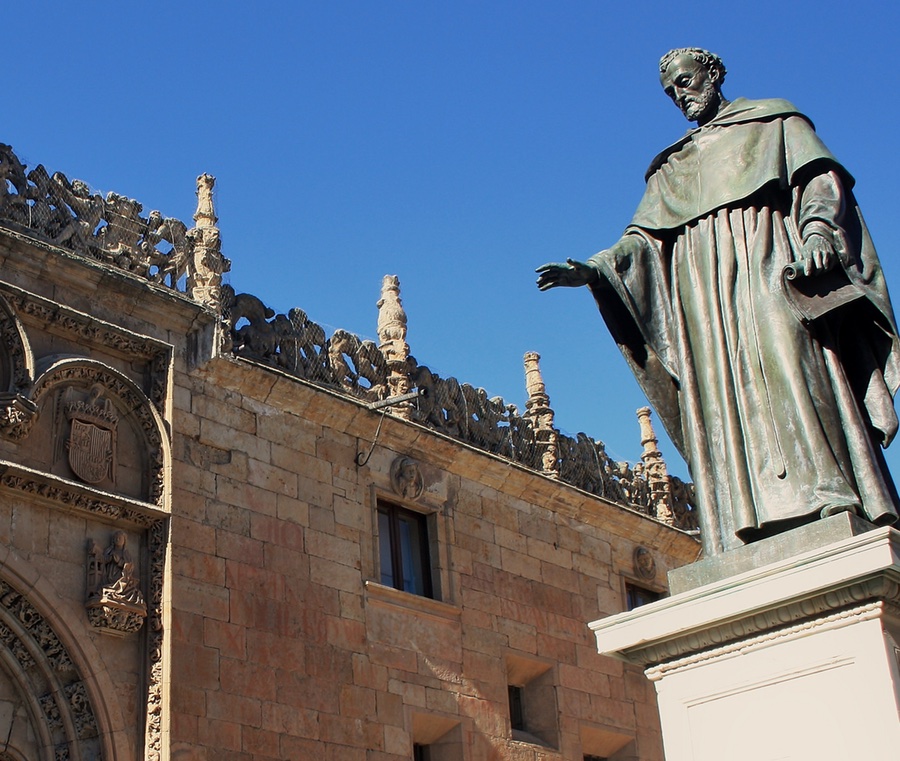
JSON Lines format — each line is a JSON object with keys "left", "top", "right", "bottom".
{"left": 537, "top": 48, "right": 900, "bottom": 556}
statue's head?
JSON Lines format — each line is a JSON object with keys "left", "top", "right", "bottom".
{"left": 659, "top": 48, "right": 726, "bottom": 125}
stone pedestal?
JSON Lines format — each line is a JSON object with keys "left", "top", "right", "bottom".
{"left": 589, "top": 521, "right": 900, "bottom": 761}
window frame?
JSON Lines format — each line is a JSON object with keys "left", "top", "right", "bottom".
{"left": 377, "top": 499, "right": 434, "bottom": 599}
{"left": 624, "top": 581, "right": 663, "bottom": 611}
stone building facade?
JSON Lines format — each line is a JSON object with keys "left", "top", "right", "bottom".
{"left": 0, "top": 144, "right": 699, "bottom": 761}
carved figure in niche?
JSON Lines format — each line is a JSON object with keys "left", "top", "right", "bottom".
{"left": 537, "top": 48, "right": 900, "bottom": 555}
{"left": 85, "top": 531, "right": 146, "bottom": 634}
{"left": 65, "top": 385, "right": 117, "bottom": 486}
{"left": 633, "top": 546, "right": 657, "bottom": 581}
{"left": 390, "top": 456, "right": 424, "bottom": 500}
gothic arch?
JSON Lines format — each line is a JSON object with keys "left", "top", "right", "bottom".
{"left": 24, "top": 357, "right": 171, "bottom": 507}
{"left": 0, "top": 293, "right": 35, "bottom": 396}
{"left": 0, "top": 549, "right": 126, "bottom": 761}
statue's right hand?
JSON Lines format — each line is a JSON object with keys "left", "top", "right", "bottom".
{"left": 535, "top": 258, "right": 598, "bottom": 291}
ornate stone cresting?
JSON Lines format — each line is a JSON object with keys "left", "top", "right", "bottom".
{"left": 85, "top": 531, "right": 147, "bottom": 634}
{"left": 523, "top": 352, "right": 559, "bottom": 478}
{"left": 0, "top": 143, "right": 229, "bottom": 306}
{"left": 377, "top": 275, "right": 413, "bottom": 419}
{"left": 0, "top": 137, "right": 696, "bottom": 532}
{"left": 221, "top": 277, "right": 698, "bottom": 532}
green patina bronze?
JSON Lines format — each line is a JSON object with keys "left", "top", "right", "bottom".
{"left": 537, "top": 48, "right": 900, "bottom": 556}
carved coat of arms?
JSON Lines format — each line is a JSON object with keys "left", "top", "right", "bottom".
{"left": 65, "top": 385, "right": 117, "bottom": 485}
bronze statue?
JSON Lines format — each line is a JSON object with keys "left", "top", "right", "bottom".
{"left": 537, "top": 48, "right": 900, "bottom": 555}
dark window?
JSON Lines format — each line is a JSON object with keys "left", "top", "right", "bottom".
{"left": 378, "top": 501, "right": 433, "bottom": 598}
{"left": 413, "top": 743, "right": 430, "bottom": 761}
{"left": 584, "top": 756, "right": 608, "bottom": 761}
{"left": 625, "top": 582, "right": 661, "bottom": 610}
{"left": 508, "top": 685, "right": 526, "bottom": 731}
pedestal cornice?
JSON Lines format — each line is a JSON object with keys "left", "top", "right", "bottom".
{"left": 589, "top": 526, "right": 900, "bottom": 666}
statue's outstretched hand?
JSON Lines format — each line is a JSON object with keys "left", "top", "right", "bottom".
{"left": 535, "top": 258, "right": 598, "bottom": 291}
{"left": 801, "top": 233, "right": 837, "bottom": 276}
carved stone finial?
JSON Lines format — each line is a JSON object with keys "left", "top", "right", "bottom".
{"left": 523, "top": 351, "right": 546, "bottom": 398}
{"left": 194, "top": 173, "right": 218, "bottom": 228}
{"left": 523, "top": 352, "right": 559, "bottom": 479}
{"left": 85, "top": 531, "right": 147, "bottom": 635}
{"left": 187, "top": 173, "right": 230, "bottom": 310}
{"left": 636, "top": 407, "right": 673, "bottom": 524}
{"left": 377, "top": 275, "right": 413, "bottom": 419}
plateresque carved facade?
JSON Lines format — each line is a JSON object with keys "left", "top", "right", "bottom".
{"left": 0, "top": 143, "right": 698, "bottom": 760}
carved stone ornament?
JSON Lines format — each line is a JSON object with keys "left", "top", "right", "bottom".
{"left": 66, "top": 384, "right": 117, "bottom": 485}
{"left": 0, "top": 577, "right": 102, "bottom": 759}
{"left": 633, "top": 546, "right": 657, "bottom": 581}
{"left": 30, "top": 358, "right": 167, "bottom": 505}
{"left": 0, "top": 392, "right": 37, "bottom": 440}
{"left": 390, "top": 456, "right": 424, "bottom": 500}
{"left": 0, "top": 142, "right": 230, "bottom": 308}
{"left": 85, "top": 530, "right": 147, "bottom": 634}
{"left": 219, "top": 272, "right": 699, "bottom": 531}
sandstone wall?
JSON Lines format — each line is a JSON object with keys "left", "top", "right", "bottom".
{"left": 166, "top": 353, "right": 698, "bottom": 760}
{"left": 0, "top": 147, "right": 700, "bottom": 760}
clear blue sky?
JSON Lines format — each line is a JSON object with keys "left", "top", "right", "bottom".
{"left": 7, "top": 2, "right": 900, "bottom": 479}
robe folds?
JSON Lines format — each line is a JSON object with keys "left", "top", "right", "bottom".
{"left": 588, "top": 98, "right": 900, "bottom": 555}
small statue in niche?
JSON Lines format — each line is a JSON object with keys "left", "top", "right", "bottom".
{"left": 85, "top": 530, "right": 146, "bottom": 634}
{"left": 390, "top": 456, "right": 424, "bottom": 500}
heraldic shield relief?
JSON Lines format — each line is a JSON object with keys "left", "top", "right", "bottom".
{"left": 65, "top": 384, "right": 117, "bottom": 485}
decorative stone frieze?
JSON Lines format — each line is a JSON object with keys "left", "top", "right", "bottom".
{"left": 0, "top": 461, "right": 161, "bottom": 528}
{"left": 143, "top": 517, "right": 167, "bottom": 761}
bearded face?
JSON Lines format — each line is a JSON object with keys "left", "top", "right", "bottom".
{"left": 660, "top": 54, "right": 722, "bottom": 125}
